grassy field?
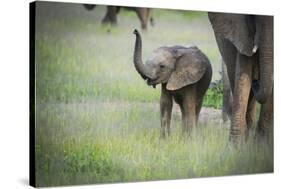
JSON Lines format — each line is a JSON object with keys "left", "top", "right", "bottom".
{"left": 34, "top": 2, "right": 273, "bottom": 187}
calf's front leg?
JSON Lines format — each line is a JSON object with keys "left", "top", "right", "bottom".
{"left": 160, "top": 84, "right": 173, "bottom": 138}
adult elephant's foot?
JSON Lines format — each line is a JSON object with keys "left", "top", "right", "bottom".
{"left": 255, "top": 93, "right": 273, "bottom": 143}
{"left": 255, "top": 123, "right": 273, "bottom": 145}
{"left": 229, "top": 120, "right": 248, "bottom": 147}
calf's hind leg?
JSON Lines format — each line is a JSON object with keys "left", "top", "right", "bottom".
{"left": 195, "top": 98, "right": 203, "bottom": 125}
{"left": 181, "top": 86, "right": 197, "bottom": 136}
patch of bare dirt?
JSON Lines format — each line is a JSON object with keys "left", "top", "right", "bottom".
{"left": 172, "top": 104, "right": 229, "bottom": 127}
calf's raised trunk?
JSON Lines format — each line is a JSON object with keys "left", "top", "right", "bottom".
{"left": 133, "top": 29, "right": 153, "bottom": 79}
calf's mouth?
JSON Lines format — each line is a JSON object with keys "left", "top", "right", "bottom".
{"left": 146, "top": 77, "right": 159, "bottom": 88}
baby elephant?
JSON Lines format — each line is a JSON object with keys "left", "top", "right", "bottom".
{"left": 133, "top": 29, "right": 212, "bottom": 137}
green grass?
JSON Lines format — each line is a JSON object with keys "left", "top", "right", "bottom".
{"left": 35, "top": 102, "right": 273, "bottom": 186}
{"left": 34, "top": 2, "right": 273, "bottom": 187}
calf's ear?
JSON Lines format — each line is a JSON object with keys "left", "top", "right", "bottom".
{"left": 166, "top": 53, "right": 207, "bottom": 91}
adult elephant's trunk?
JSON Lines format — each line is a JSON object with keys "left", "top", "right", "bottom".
{"left": 252, "top": 16, "right": 273, "bottom": 104}
{"left": 133, "top": 29, "right": 153, "bottom": 79}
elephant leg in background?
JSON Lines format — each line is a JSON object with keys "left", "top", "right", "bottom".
{"left": 256, "top": 91, "right": 273, "bottom": 141}
{"left": 160, "top": 84, "right": 173, "bottom": 138}
{"left": 146, "top": 9, "right": 152, "bottom": 27}
{"left": 179, "top": 86, "right": 196, "bottom": 136}
{"left": 214, "top": 36, "right": 236, "bottom": 93}
{"left": 83, "top": 4, "right": 96, "bottom": 11}
{"left": 222, "top": 60, "right": 232, "bottom": 122}
{"left": 102, "top": 6, "right": 118, "bottom": 25}
{"left": 136, "top": 8, "right": 150, "bottom": 30}
{"left": 230, "top": 53, "right": 253, "bottom": 144}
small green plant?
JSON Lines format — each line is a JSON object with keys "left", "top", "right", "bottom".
{"left": 203, "top": 80, "right": 223, "bottom": 109}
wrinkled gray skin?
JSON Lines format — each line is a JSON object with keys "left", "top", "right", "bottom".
{"left": 84, "top": 4, "right": 154, "bottom": 30}
{"left": 133, "top": 29, "right": 212, "bottom": 138}
{"left": 222, "top": 59, "right": 232, "bottom": 123}
{"left": 208, "top": 13, "right": 273, "bottom": 145}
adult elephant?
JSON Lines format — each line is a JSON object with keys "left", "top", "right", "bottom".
{"left": 208, "top": 13, "right": 273, "bottom": 145}
{"left": 83, "top": 4, "right": 154, "bottom": 30}
{"left": 102, "top": 6, "right": 153, "bottom": 30}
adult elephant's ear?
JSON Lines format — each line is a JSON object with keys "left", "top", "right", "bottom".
{"left": 166, "top": 50, "right": 207, "bottom": 91}
{"left": 208, "top": 13, "right": 256, "bottom": 56}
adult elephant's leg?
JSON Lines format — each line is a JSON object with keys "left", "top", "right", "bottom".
{"left": 146, "top": 9, "right": 152, "bottom": 26}
{"left": 214, "top": 37, "right": 236, "bottom": 92}
{"left": 108, "top": 6, "right": 118, "bottom": 25}
{"left": 256, "top": 91, "right": 273, "bottom": 141}
{"left": 102, "top": 6, "right": 118, "bottom": 25}
{"left": 247, "top": 59, "right": 259, "bottom": 127}
{"left": 245, "top": 59, "right": 259, "bottom": 138}
{"left": 136, "top": 8, "right": 148, "bottom": 30}
{"left": 102, "top": 7, "right": 110, "bottom": 24}
{"left": 245, "top": 90, "right": 256, "bottom": 139}
{"left": 222, "top": 59, "right": 232, "bottom": 122}
{"left": 230, "top": 54, "right": 253, "bottom": 145}
{"left": 160, "top": 85, "right": 173, "bottom": 138}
